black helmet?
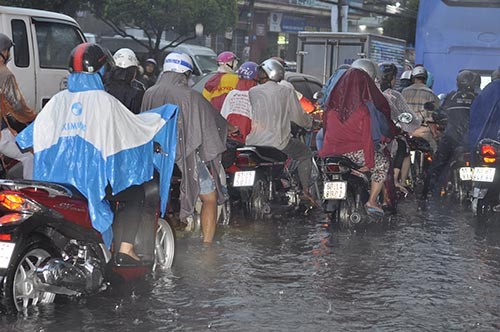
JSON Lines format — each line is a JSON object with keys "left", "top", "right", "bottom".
{"left": 68, "top": 43, "right": 114, "bottom": 73}
{"left": 492, "top": 67, "right": 500, "bottom": 82}
{"left": 379, "top": 62, "right": 398, "bottom": 81}
{"left": 0, "top": 33, "right": 13, "bottom": 52}
{"left": 456, "top": 70, "right": 476, "bottom": 92}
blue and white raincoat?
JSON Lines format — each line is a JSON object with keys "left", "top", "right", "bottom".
{"left": 16, "top": 73, "right": 178, "bottom": 247}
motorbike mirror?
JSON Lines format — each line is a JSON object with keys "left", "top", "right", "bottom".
{"left": 398, "top": 112, "right": 413, "bottom": 124}
{"left": 312, "top": 91, "right": 324, "bottom": 101}
{"left": 423, "top": 101, "right": 435, "bottom": 112}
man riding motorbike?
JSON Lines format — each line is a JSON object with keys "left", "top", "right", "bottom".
{"left": 0, "top": 33, "right": 36, "bottom": 179}
{"left": 421, "top": 70, "right": 477, "bottom": 198}
{"left": 16, "top": 43, "right": 178, "bottom": 265}
{"left": 246, "top": 59, "right": 314, "bottom": 201}
{"left": 141, "top": 52, "right": 234, "bottom": 244}
{"left": 105, "top": 48, "right": 145, "bottom": 114}
{"left": 402, "top": 66, "right": 441, "bottom": 153}
{"left": 220, "top": 61, "right": 259, "bottom": 143}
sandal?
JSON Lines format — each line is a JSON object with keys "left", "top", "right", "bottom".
{"left": 365, "top": 203, "right": 385, "bottom": 216}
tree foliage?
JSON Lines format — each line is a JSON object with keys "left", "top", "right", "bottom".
{"left": 0, "top": 0, "right": 81, "bottom": 15}
{"left": 382, "top": 0, "right": 419, "bottom": 46}
{"left": 88, "top": 0, "right": 238, "bottom": 59}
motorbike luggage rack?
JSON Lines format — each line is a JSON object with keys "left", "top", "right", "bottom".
{"left": 237, "top": 146, "right": 288, "bottom": 163}
{"left": 0, "top": 179, "right": 75, "bottom": 198}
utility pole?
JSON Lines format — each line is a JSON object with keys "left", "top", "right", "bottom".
{"left": 247, "top": 0, "right": 255, "bottom": 60}
{"left": 338, "top": 0, "right": 349, "bottom": 32}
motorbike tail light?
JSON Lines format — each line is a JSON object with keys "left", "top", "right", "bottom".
{"left": 0, "top": 213, "right": 30, "bottom": 225}
{"left": 326, "top": 164, "right": 340, "bottom": 173}
{"left": 481, "top": 144, "right": 497, "bottom": 164}
{"left": 0, "top": 192, "right": 42, "bottom": 213}
{"left": 425, "top": 153, "right": 432, "bottom": 162}
{"left": 0, "top": 233, "right": 11, "bottom": 241}
{"left": 236, "top": 154, "right": 257, "bottom": 168}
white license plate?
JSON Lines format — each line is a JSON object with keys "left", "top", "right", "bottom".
{"left": 459, "top": 167, "right": 472, "bottom": 181}
{"left": 0, "top": 242, "right": 15, "bottom": 269}
{"left": 233, "top": 171, "right": 256, "bottom": 187}
{"left": 323, "top": 181, "right": 347, "bottom": 200}
{"left": 472, "top": 167, "right": 496, "bottom": 182}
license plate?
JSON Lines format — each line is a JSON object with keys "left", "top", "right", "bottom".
{"left": 459, "top": 167, "right": 472, "bottom": 181}
{"left": 233, "top": 171, "right": 256, "bottom": 187}
{"left": 472, "top": 167, "right": 496, "bottom": 182}
{"left": 323, "top": 181, "right": 347, "bottom": 199}
{"left": 0, "top": 242, "right": 15, "bottom": 269}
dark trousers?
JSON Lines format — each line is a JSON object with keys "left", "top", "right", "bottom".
{"left": 105, "top": 184, "right": 145, "bottom": 244}
{"left": 281, "top": 138, "right": 313, "bottom": 192}
{"left": 422, "top": 135, "right": 456, "bottom": 197}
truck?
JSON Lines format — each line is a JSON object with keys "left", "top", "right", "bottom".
{"left": 0, "top": 6, "right": 86, "bottom": 111}
{"left": 296, "top": 32, "right": 407, "bottom": 84}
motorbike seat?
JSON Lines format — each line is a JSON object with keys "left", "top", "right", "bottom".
{"left": 323, "top": 156, "right": 362, "bottom": 170}
{"left": 237, "top": 146, "right": 288, "bottom": 163}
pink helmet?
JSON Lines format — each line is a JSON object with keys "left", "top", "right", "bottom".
{"left": 217, "top": 51, "right": 238, "bottom": 64}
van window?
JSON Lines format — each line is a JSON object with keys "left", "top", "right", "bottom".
{"left": 11, "top": 20, "right": 29, "bottom": 67}
{"left": 34, "top": 21, "right": 83, "bottom": 69}
{"left": 195, "top": 55, "right": 217, "bottom": 74}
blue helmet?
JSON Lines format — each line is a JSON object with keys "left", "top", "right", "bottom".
{"left": 237, "top": 61, "right": 259, "bottom": 80}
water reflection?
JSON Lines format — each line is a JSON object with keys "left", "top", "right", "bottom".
{"left": 2, "top": 198, "right": 500, "bottom": 331}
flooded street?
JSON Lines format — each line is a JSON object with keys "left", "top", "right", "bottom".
{"left": 2, "top": 198, "right": 500, "bottom": 331}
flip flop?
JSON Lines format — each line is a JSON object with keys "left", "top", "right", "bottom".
{"left": 365, "top": 204, "right": 385, "bottom": 216}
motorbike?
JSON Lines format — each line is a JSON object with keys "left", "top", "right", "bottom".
{"left": 320, "top": 155, "right": 370, "bottom": 229}
{"left": 448, "top": 147, "right": 472, "bottom": 203}
{"left": 471, "top": 138, "right": 500, "bottom": 220}
{"left": 407, "top": 136, "right": 433, "bottom": 189}
{"left": 225, "top": 141, "right": 321, "bottom": 220}
{"left": 0, "top": 178, "right": 175, "bottom": 313}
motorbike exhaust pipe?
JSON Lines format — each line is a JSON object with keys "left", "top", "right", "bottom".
{"left": 36, "top": 258, "right": 103, "bottom": 295}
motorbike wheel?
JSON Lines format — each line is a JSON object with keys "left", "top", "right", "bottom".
{"left": 247, "top": 179, "right": 269, "bottom": 220}
{"left": 4, "top": 237, "right": 57, "bottom": 312}
{"left": 153, "top": 218, "right": 175, "bottom": 272}
{"left": 338, "top": 190, "right": 357, "bottom": 229}
{"left": 219, "top": 200, "right": 232, "bottom": 226}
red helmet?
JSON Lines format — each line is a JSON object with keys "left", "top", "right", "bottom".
{"left": 68, "top": 43, "right": 114, "bottom": 73}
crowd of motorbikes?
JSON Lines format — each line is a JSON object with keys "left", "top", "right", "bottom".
{"left": 1, "top": 85, "right": 500, "bottom": 315}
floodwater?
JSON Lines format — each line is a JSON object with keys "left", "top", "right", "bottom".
{"left": 2, "top": 198, "right": 500, "bottom": 331}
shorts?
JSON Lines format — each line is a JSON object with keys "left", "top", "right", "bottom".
{"left": 198, "top": 159, "right": 215, "bottom": 195}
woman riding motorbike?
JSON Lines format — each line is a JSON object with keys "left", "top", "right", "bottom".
{"left": 319, "top": 59, "right": 397, "bottom": 216}
{"left": 379, "top": 62, "right": 421, "bottom": 194}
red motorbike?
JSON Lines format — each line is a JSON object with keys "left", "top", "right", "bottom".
{"left": 0, "top": 179, "right": 175, "bottom": 313}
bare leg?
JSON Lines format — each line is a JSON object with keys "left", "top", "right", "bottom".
{"left": 400, "top": 156, "right": 411, "bottom": 186}
{"left": 199, "top": 191, "right": 217, "bottom": 243}
{"left": 393, "top": 168, "right": 401, "bottom": 186}
{"left": 119, "top": 242, "right": 140, "bottom": 260}
{"left": 367, "top": 180, "right": 384, "bottom": 208}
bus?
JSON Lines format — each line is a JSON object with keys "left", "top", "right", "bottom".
{"left": 415, "top": 0, "right": 500, "bottom": 94}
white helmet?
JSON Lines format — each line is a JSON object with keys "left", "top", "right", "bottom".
{"left": 400, "top": 70, "right": 412, "bottom": 80}
{"left": 351, "top": 58, "right": 380, "bottom": 80}
{"left": 163, "top": 52, "right": 193, "bottom": 73}
{"left": 113, "top": 48, "right": 138, "bottom": 69}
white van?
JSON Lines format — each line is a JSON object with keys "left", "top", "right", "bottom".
{"left": 0, "top": 6, "right": 86, "bottom": 111}
{"left": 171, "top": 43, "right": 217, "bottom": 81}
